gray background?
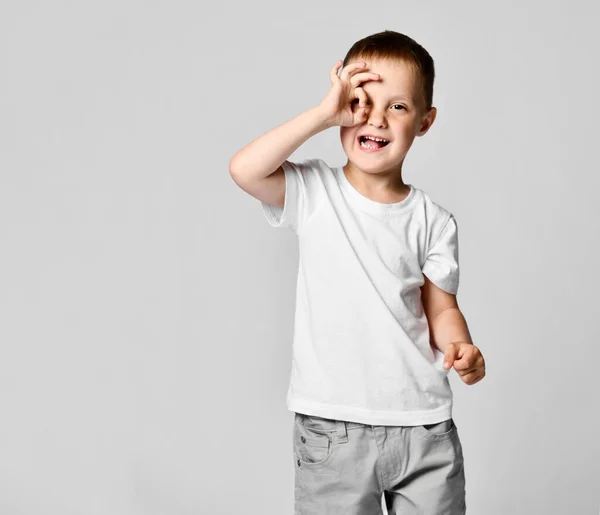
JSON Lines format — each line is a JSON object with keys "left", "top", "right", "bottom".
{"left": 1, "top": 1, "right": 599, "bottom": 514}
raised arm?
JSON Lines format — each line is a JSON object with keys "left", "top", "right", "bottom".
{"left": 229, "top": 107, "right": 332, "bottom": 207}
{"left": 229, "top": 60, "right": 380, "bottom": 208}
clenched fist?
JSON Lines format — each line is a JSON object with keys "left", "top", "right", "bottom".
{"left": 443, "top": 342, "right": 486, "bottom": 385}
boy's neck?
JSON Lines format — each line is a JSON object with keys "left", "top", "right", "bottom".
{"left": 343, "top": 162, "right": 410, "bottom": 204}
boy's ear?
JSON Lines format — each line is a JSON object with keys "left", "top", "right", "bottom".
{"left": 417, "top": 106, "right": 437, "bottom": 136}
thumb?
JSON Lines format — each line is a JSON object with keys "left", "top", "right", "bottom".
{"left": 443, "top": 344, "right": 457, "bottom": 369}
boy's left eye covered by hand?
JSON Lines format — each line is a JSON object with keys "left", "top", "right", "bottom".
{"left": 443, "top": 342, "right": 485, "bottom": 385}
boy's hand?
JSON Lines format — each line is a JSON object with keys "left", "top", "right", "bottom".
{"left": 442, "top": 342, "right": 485, "bottom": 385}
{"left": 318, "top": 60, "right": 381, "bottom": 128}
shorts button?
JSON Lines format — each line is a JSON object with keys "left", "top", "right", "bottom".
{"left": 301, "top": 436, "right": 306, "bottom": 443}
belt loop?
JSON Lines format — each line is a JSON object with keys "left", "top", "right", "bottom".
{"left": 335, "top": 420, "right": 348, "bottom": 443}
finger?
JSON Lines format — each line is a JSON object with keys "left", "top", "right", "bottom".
{"left": 443, "top": 344, "right": 458, "bottom": 369}
{"left": 457, "top": 354, "right": 484, "bottom": 372}
{"left": 461, "top": 370, "right": 481, "bottom": 385}
{"left": 456, "top": 365, "right": 477, "bottom": 376}
{"left": 470, "top": 374, "right": 484, "bottom": 385}
{"left": 340, "top": 61, "right": 366, "bottom": 81}
{"left": 355, "top": 86, "right": 367, "bottom": 108}
{"left": 351, "top": 88, "right": 368, "bottom": 124}
{"left": 454, "top": 347, "right": 482, "bottom": 371}
{"left": 330, "top": 60, "right": 343, "bottom": 84}
{"left": 453, "top": 358, "right": 474, "bottom": 372}
{"left": 350, "top": 71, "right": 380, "bottom": 88}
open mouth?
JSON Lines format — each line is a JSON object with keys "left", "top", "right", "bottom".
{"left": 358, "top": 135, "right": 390, "bottom": 151}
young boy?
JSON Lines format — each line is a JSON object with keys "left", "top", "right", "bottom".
{"left": 230, "top": 30, "right": 485, "bottom": 515}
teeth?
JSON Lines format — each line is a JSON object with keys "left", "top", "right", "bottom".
{"left": 360, "top": 140, "right": 385, "bottom": 150}
{"left": 362, "top": 136, "right": 388, "bottom": 143}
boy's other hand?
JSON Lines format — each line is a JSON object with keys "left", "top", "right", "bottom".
{"left": 443, "top": 342, "right": 486, "bottom": 385}
{"left": 317, "top": 60, "right": 381, "bottom": 128}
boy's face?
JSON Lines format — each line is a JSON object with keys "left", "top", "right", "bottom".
{"left": 340, "top": 58, "right": 436, "bottom": 177}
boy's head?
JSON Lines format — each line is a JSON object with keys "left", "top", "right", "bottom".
{"left": 340, "top": 30, "right": 437, "bottom": 178}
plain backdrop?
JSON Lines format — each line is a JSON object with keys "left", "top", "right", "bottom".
{"left": 1, "top": 1, "right": 599, "bottom": 514}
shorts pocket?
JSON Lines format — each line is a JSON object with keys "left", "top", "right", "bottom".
{"left": 293, "top": 414, "right": 334, "bottom": 466}
{"left": 297, "top": 412, "right": 340, "bottom": 433}
{"left": 413, "top": 418, "right": 457, "bottom": 441}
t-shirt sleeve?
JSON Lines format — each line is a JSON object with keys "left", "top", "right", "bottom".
{"left": 422, "top": 214, "right": 460, "bottom": 294}
{"left": 260, "top": 159, "right": 310, "bottom": 234}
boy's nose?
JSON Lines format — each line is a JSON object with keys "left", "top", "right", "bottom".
{"left": 366, "top": 109, "right": 386, "bottom": 128}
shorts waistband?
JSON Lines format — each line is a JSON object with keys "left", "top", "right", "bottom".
{"left": 296, "top": 412, "right": 368, "bottom": 431}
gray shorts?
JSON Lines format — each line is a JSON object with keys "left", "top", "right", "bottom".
{"left": 293, "top": 412, "right": 466, "bottom": 514}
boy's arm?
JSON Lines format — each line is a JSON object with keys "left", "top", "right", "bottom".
{"left": 229, "top": 106, "right": 332, "bottom": 207}
{"left": 420, "top": 275, "right": 473, "bottom": 353}
{"left": 230, "top": 60, "right": 380, "bottom": 206}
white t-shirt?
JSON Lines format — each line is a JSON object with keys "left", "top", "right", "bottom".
{"left": 261, "top": 158, "right": 460, "bottom": 426}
